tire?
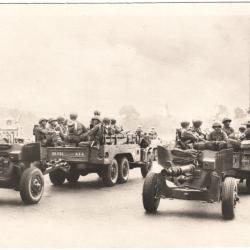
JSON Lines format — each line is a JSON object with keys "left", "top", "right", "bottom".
{"left": 221, "top": 177, "right": 238, "bottom": 220}
{"left": 153, "top": 148, "right": 158, "bottom": 161}
{"left": 102, "top": 159, "right": 119, "bottom": 187}
{"left": 49, "top": 169, "right": 66, "bottom": 186}
{"left": 141, "top": 152, "right": 153, "bottom": 178}
{"left": 66, "top": 167, "right": 80, "bottom": 183}
{"left": 20, "top": 166, "right": 44, "bottom": 205}
{"left": 142, "top": 172, "right": 160, "bottom": 213}
{"left": 117, "top": 157, "right": 130, "bottom": 184}
{"left": 246, "top": 179, "right": 250, "bottom": 193}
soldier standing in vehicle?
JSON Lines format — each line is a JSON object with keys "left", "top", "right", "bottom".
{"left": 90, "top": 111, "right": 101, "bottom": 129}
{"left": 135, "top": 125, "right": 143, "bottom": 144}
{"left": 222, "top": 118, "right": 234, "bottom": 137}
{"left": 69, "top": 112, "right": 87, "bottom": 136}
{"left": 89, "top": 114, "right": 102, "bottom": 130}
{"left": 83, "top": 117, "right": 110, "bottom": 150}
{"left": 36, "top": 118, "right": 49, "bottom": 146}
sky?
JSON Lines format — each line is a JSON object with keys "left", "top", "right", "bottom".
{"left": 0, "top": 4, "right": 249, "bottom": 122}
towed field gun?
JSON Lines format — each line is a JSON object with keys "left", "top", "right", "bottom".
{"left": 142, "top": 144, "right": 239, "bottom": 220}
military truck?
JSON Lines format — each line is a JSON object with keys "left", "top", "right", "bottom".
{"left": 44, "top": 134, "right": 153, "bottom": 187}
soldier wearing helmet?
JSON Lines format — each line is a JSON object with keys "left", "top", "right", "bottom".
{"left": 46, "top": 118, "right": 64, "bottom": 146}
{"left": 69, "top": 112, "right": 87, "bottom": 137}
{"left": 222, "top": 118, "right": 234, "bottom": 137}
{"left": 82, "top": 117, "right": 110, "bottom": 150}
{"left": 110, "top": 118, "right": 123, "bottom": 135}
{"left": 190, "top": 119, "right": 206, "bottom": 140}
{"left": 241, "top": 121, "right": 250, "bottom": 140}
{"left": 35, "top": 118, "right": 49, "bottom": 146}
{"left": 57, "top": 116, "right": 67, "bottom": 135}
{"left": 175, "top": 121, "right": 198, "bottom": 149}
{"left": 234, "top": 125, "right": 246, "bottom": 141}
{"left": 90, "top": 115, "right": 101, "bottom": 129}
{"left": 207, "top": 122, "right": 228, "bottom": 142}
{"left": 149, "top": 127, "right": 157, "bottom": 140}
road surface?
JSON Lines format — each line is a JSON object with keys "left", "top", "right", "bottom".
{"left": 0, "top": 162, "right": 249, "bottom": 247}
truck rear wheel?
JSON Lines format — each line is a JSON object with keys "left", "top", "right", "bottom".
{"left": 221, "top": 177, "right": 238, "bottom": 220}
{"left": 20, "top": 166, "right": 44, "bottom": 204}
{"left": 66, "top": 167, "right": 80, "bottom": 183}
{"left": 102, "top": 159, "right": 118, "bottom": 187}
{"left": 49, "top": 169, "right": 66, "bottom": 186}
{"left": 117, "top": 157, "right": 130, "bottom": 184}
{"left": 141, "top": 152, "right": 153, "bottom": 178}
{"left": 143, "top": 172, "right": 160, "bottom": 213}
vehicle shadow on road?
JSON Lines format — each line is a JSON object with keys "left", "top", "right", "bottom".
{"left": 0, "top": 198, "right": 23, "bottom": 207}
{"left": 49, "top": 176, "right": 141, "bottom": 192}
{"left": 144, "top": 210, "right": 222, "bottom": 221}
{"left": 237, "top": 182, "right": 250, "bottom": 195}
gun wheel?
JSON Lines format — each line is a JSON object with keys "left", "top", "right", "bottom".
{"left": 221, "top": 177, "right": 238, "bottom": 220}
{"left": 142, "top": 172, "right": 160, "bottom": 213}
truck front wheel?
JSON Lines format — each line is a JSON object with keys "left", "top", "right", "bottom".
{"left": 20, "top": 166, "right": 44, "bottom": 204}
{"left": 102, "top": 159, "right": 119, "bottom": 187}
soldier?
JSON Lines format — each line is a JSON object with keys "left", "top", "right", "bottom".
{"left": 90, "top": 115, "right": 102, "bottom": 130}
{"left": 89, "top": 111, "right": 101, "bottom": 129}
{"left": 57, "top": 116, "right": 67, "bottom": 135}
{"left": 242, "top": 122, "right": 250, "bottom": 140}
{"left": 64, "top": 120, "right": 82, "bottom": 145}
{"left": 207, "top": 122, "right": 228, "bottom": 142}
{"left": 110, "top": 118, "right": 123, "bottom": 134}
{"left": 36, "top": 118, "right": 48, "bottom": 146}
{"left": 83, "top": 117, "right": 110, "bottom": 149}
{"left": 69, "top": 112, "right": 87, "bottom": 136}
{"left": 233, "top": 125, "right": 246, "bottom": 141}
{"left": 135, "top": 125, "right": 143, "bottom": 143}
{"left": 175, "top": 121, "right": 193, "bottom": 149}
{"left": 47, "top": 118, "right": 64, "bottom": 146}
{"left": 222, "top": 118, "right": 234, "bottom": 137}
{"left": 190, "top": 120, "right": 206, "bottom": 141}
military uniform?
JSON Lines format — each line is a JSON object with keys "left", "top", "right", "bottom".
{"left": 84, "top": 118, "right": 110, "bottom": 151}
{"left": 222, "top": 117, "right": 234, "bottom": 136}
{"left": 46, "top": 118, "right": 64, "bottom": 146}
{"left": 207, "top": 131, "right": 228, "bottom": 141}
{"left": 207, "top": 122, "right": 228, "bottom": 142}
{"left": 36, "top": 118, "right": 49, "bottom": 146}
{"left": 222, "top": 127, "right": 235, "bottom": 137}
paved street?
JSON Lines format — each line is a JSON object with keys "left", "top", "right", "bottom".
{"left": 0, "top": 162, "right": 249, "bottom": 247}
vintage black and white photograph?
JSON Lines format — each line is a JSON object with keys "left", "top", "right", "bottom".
{"left": 0, "top": 2, "right": 249, "bottom": 247}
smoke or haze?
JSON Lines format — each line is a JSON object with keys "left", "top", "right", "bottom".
{"left": 0, "top": 4, "right": 249, "bottom": 137}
